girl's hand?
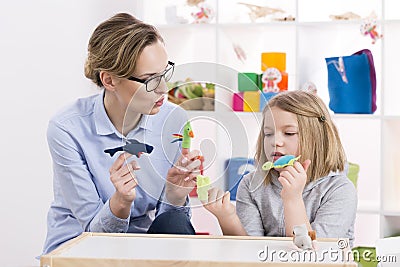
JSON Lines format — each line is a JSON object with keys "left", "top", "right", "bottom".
{"left": 165, "top": 149, "right": 203, "bottom": 206}
{"left": 202, "top": 188, "right": 236, "bottom": 220}
{"left": 278, "top": 159, "right": 311, "bottom": 201}
{"left": 109, "top": 153, "right": 140, "bottom": 218}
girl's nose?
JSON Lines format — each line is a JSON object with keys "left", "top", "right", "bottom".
{"left": 274, "top": 134, "right": 284, "bottom": 147}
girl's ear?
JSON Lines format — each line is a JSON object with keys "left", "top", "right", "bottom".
{"left": 99, "top": 71, "right": 116, "bottom": 92}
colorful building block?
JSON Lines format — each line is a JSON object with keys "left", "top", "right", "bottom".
{"left": 232, "top": 92, "right": 244, "bottom": 111}
{"left": 260, "top": 92, "right": 278, "bottom": 111}
{"left": 261, "top": 52, "right": 286, "bottom": 72}
{"left": 279, "top": 71, "right": 288, "bottom": 91}
{"left": 243, "top": 91, "right": 260, "bottom": 112}
{"left": 257, "top": 73, "right": 263, "bottom": 91}
{"left": 238, "top": 72, "right": 259, "bottom": 92}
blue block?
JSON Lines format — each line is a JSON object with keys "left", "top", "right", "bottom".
{"left": 260, "top": 92, "right": 278, "bottom": 111}
{"left": 226, "top": 158, "right": 255, "bottom": 200}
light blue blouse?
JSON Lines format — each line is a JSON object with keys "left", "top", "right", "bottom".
{"left": 42, "top": 91, "right": 189, "bottom": 254}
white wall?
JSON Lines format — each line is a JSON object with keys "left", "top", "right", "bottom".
{"left": 0, "top": 1, "right": 142, "bottom": 266}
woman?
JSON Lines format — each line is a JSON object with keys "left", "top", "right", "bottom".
{"left": 42, "top": 13, "right": 201, "bottom": 254}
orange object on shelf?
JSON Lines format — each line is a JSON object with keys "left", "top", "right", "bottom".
{"left": 278, "top": 71, "right": 288, "bottom": 91}
{"left": 261, "top": 52, "right": 286, "bottom": 72}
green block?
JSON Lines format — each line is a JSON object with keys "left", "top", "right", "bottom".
{"left": 238, "top": 72, "right": 259, "bottom": 92}
{"left": 352, "top": 247, "right": 377, "bottom": 267}
{"left": 258, "top": 73, "right": 263, "bottom": 91}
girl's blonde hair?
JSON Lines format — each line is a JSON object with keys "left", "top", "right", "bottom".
{"left": 84, "top": 13, "right": 163, "bottom": 87}
{"left": 255, "top": 91, "right": 346, "bottom": 184}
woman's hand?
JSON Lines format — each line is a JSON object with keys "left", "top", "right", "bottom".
{"left": 278, "top": 159, "right": 311, "bottom": 201}
{"left": 109, "top": 153, "right": 140, "bottom": 218}
{"left": 202, "top": 188, "right": 236, "bottom": 220}
{"left": 165, "top": 149, "right": 203, "bottom": 206}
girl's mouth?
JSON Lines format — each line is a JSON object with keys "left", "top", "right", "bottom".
{"left": 272, "top": 152, "right": 284, "bottom": 162}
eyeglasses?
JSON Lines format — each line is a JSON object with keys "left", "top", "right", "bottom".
{"left": 127, "top": 61, "right": 175, "bottom": 92}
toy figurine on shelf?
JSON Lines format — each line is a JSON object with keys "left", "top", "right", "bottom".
{"left": 300, "top": 81, "right": 318, "bottom": 95}
{"left": 360, "top": 12, "right": 383, "bottom": 44}
{"left": 293, "top": 224, "right": 317, "bottom": 251}
{"left": 104, "top": 139, "right": 154, "bottom": 157}
{"left": 329, "top": 11, "right": 361, "bottom": 21}
{"left": 238, "top": 2, "right": 284, "bottom": 22}
{"left": 191, "top": 3, "right": 215, "bottom": 23}
{"left": 262, "top": 67, "right": 282, "bottom": 93}
{"left": 186, "top": 0, "right": 215, "bottom": 24}
{"left": 186, "top": 0, "right": 205, "bottom": 6}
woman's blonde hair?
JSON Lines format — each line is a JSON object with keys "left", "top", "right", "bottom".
{"left": 255, "top": 91, "right": 346, "bottom": 184}
{"left": 84, "top": 13, "right": 163, "bottom": 87}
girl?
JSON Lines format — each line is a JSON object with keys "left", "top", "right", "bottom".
{"left": 42, "top": 13, "right": 202, "bottom": 254}
{"left": 203, "top": 91, "right": 357, "bottom": 246}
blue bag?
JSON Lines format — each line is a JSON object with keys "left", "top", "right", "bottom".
{"left": 325, "top": 49, "right": 376, "bottom": 114}
{"left": 225, "top": 158, "right": 255, "bottom": 200}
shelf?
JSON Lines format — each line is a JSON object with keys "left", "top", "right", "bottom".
{"left": 156, "top": 23, "right": 217, "bottom": 30}
{"left": 297, "top": 20, "right": 374, "bottom": 26}
{"left": 297, "top": 0, "right": 382, "bottom": 22}
{"left": 381, "top": 216, "right": 400, "bottom": 237}
{"left": 357, "top": 201, "right": 381, "bottom": 214}
{"left": 383, "top": 19, "right": 400, "bottom": 25}
{"left": 382, "top": 116, "right": 400, "bottom": 121}
{"left": 382, "top": 211, "right": 400, "bottom": 217}
{"left": 217, "top": 21, "right": 296, "bottom": 28}
{"left": 332, "top": 114, "right": 382, "bottom": 120}
{"left": 156, "top": 20, "right": 396, "bottom": 28}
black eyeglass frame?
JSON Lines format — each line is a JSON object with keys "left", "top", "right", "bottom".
{"left": 127, "top": 61, "right": 175, "bottom": 92}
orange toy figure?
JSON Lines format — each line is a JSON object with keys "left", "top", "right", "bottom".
{"left": 360, "top": 16, "right": 383, "bottom": 44}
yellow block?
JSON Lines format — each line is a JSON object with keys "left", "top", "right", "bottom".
{"left": 261, "top": 52, "right": 286, "bottom": 72}
{"left": 243, "top": 91, "right": 260, "bottom": 112}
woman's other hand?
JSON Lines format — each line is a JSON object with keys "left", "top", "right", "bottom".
{"left": 165, "top": 149, "right": 203, "bottom": 206}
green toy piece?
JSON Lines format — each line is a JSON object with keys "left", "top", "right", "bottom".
{"left": 171, "top": 121, "right": 194, "bottom": 149}
{"left": 196, "top": 175, "right": 211, "bottom": 201}
{"left": 262, "top": 155, "right": 301, "bottom": 171}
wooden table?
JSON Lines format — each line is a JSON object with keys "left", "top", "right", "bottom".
{"left": 40, "top": 233, "right": 356, "bottom": 266}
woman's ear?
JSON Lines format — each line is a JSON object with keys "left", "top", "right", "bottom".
{"left": 99, "top": 71, "right": 116, "bottom": 92}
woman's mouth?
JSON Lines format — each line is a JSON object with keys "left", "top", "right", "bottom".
{"left": 155, "top": 98, "right": 164, "bottom": 107}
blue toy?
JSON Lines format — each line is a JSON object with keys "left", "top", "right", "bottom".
{"left": 262, "top": 155, "right": 301, "bottom": 171}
